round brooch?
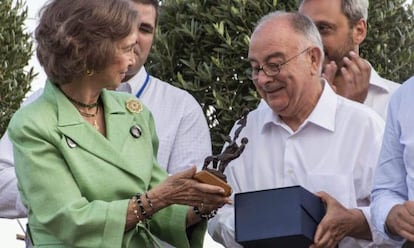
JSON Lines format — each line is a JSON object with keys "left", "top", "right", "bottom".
{"left": 126, "top": 98, "right": 142, "bottom": 114}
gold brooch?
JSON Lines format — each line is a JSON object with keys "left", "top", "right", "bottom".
{"left": 126, "top": 98, "right": 142, "bottom": 114}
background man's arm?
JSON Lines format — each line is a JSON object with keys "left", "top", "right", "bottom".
{"left": 0, "top": 132, "right": 27, "bottom": 218}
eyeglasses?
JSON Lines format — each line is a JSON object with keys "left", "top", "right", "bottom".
{"left": 247, "top": 47, "right": 310, "bottom": 80}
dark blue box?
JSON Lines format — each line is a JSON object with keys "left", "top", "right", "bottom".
{"left": 235, "top": 185, "right": 326, "bottom": 248}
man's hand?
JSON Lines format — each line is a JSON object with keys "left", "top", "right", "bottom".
{"left": 386, "top": 201, "right": 414, "bottom": 241}
{"left": 322, "top": 51, "right": 371, "bottom": 103}
{"left": 310, "top": 191, "right": 371, "bottom": 248}
{"left": 322, "top": 61, "right": 338, "bottom": 91}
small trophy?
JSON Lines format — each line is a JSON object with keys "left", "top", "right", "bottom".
{"left": 193, "top": 109, "right": 249, "bottom": 196}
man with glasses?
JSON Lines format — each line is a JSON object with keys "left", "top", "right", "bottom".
{"left": 208, "top": 11, "right": 385, "bottom": 248}
{"left": 298, "top": 0, "right": 400, "bottom": 119}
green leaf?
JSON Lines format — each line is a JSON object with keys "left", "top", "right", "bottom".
{"left": 149, "top": 0, "right": 414, "bottom": 153}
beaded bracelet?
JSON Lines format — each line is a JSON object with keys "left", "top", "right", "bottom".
{"left": 145, "top": 193, "right": 154, "bottom": 214}
{"left": 135, "top": 193, "right": 154, "bottom": 220}
{"left": 193, "top": 206, "right": 217, "bottom": 220}
{"left": 131, "top": 197, "right": 141, "bottom": 221}
{"left": 135, "top": 193, "right": 148, "bottom": 218}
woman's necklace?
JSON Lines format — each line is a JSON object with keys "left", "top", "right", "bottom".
{"left": 66, "top": 94, "right": 99, "bottom": 109}
{"left": 60, "top": 88, "right": 101, "bottom": 130}
{"left": 77, "top": 105, "right": 100, "bottom": 130}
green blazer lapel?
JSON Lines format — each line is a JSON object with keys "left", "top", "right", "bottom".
{"left": 48, "top": 83, "right": 132, "bottom": 174}
{"left": 101, "top": 90, "right": 138, "bottom": 153}
{"left": 101, "top": 90, "right": 159, "bottom": 182}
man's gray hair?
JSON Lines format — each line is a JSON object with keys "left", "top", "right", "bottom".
{"left": 298, "top": 0, "right": 369, "bottom": 24}
{"left": 254, "top": 11, "right": 324, "bottom": 69}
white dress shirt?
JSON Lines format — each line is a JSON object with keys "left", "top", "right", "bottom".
{"left": 119, "top": 67, "right": 211, "bottom": 174}
{"left": 208, "top": 81, "right": 385, "bottom": 248}
{"left": 364, "top": 66, "right": 400, "bottom": 119}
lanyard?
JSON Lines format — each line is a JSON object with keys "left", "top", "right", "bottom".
{"left": 135, "top": 73, "right": 150, "bottom": 98}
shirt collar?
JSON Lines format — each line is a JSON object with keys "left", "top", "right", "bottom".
{"left": 260, "top": 78, "right": 336, "bottom": 133}
{"left": 306, "top": 79, "right": 336, "bottom": 132}
{"left": 368, "top": 64, "right": 394, "bottom": 93}
{"left": 118, "top": 66, "right": 147, "bottom": 95}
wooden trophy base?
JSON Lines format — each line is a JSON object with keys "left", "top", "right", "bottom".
{"left": 193, "top": 170, "right": 232, "bottom": 196}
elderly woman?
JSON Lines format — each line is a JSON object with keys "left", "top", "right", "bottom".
{"left": 8, "top": 0, "right": 230, "bottom": 247}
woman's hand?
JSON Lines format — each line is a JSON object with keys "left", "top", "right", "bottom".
{"left": 125, "top": 166, "right": 231, "bottom": 230}
{"left": 149, "top": 166, "right": 232, "bottom": 210}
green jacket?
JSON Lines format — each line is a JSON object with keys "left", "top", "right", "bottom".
{"left": 9, "top": 81, "right": 206, "bottom": 248}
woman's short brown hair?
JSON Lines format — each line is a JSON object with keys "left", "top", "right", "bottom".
{"left": 35, "top": 0, "right": 139, "bottom": 85}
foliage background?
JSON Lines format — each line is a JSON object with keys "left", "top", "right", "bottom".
{"left": 362, "top": 0, "right": 414, "bottom": 82}
{"left": 148, "top": 0, "right": 414, "bottom": 153}
{"left": 0, "top": 0, "right": 413, "bottom": 151}
{"left": 0, "top": 0, "right": 35, "bottom": 136}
